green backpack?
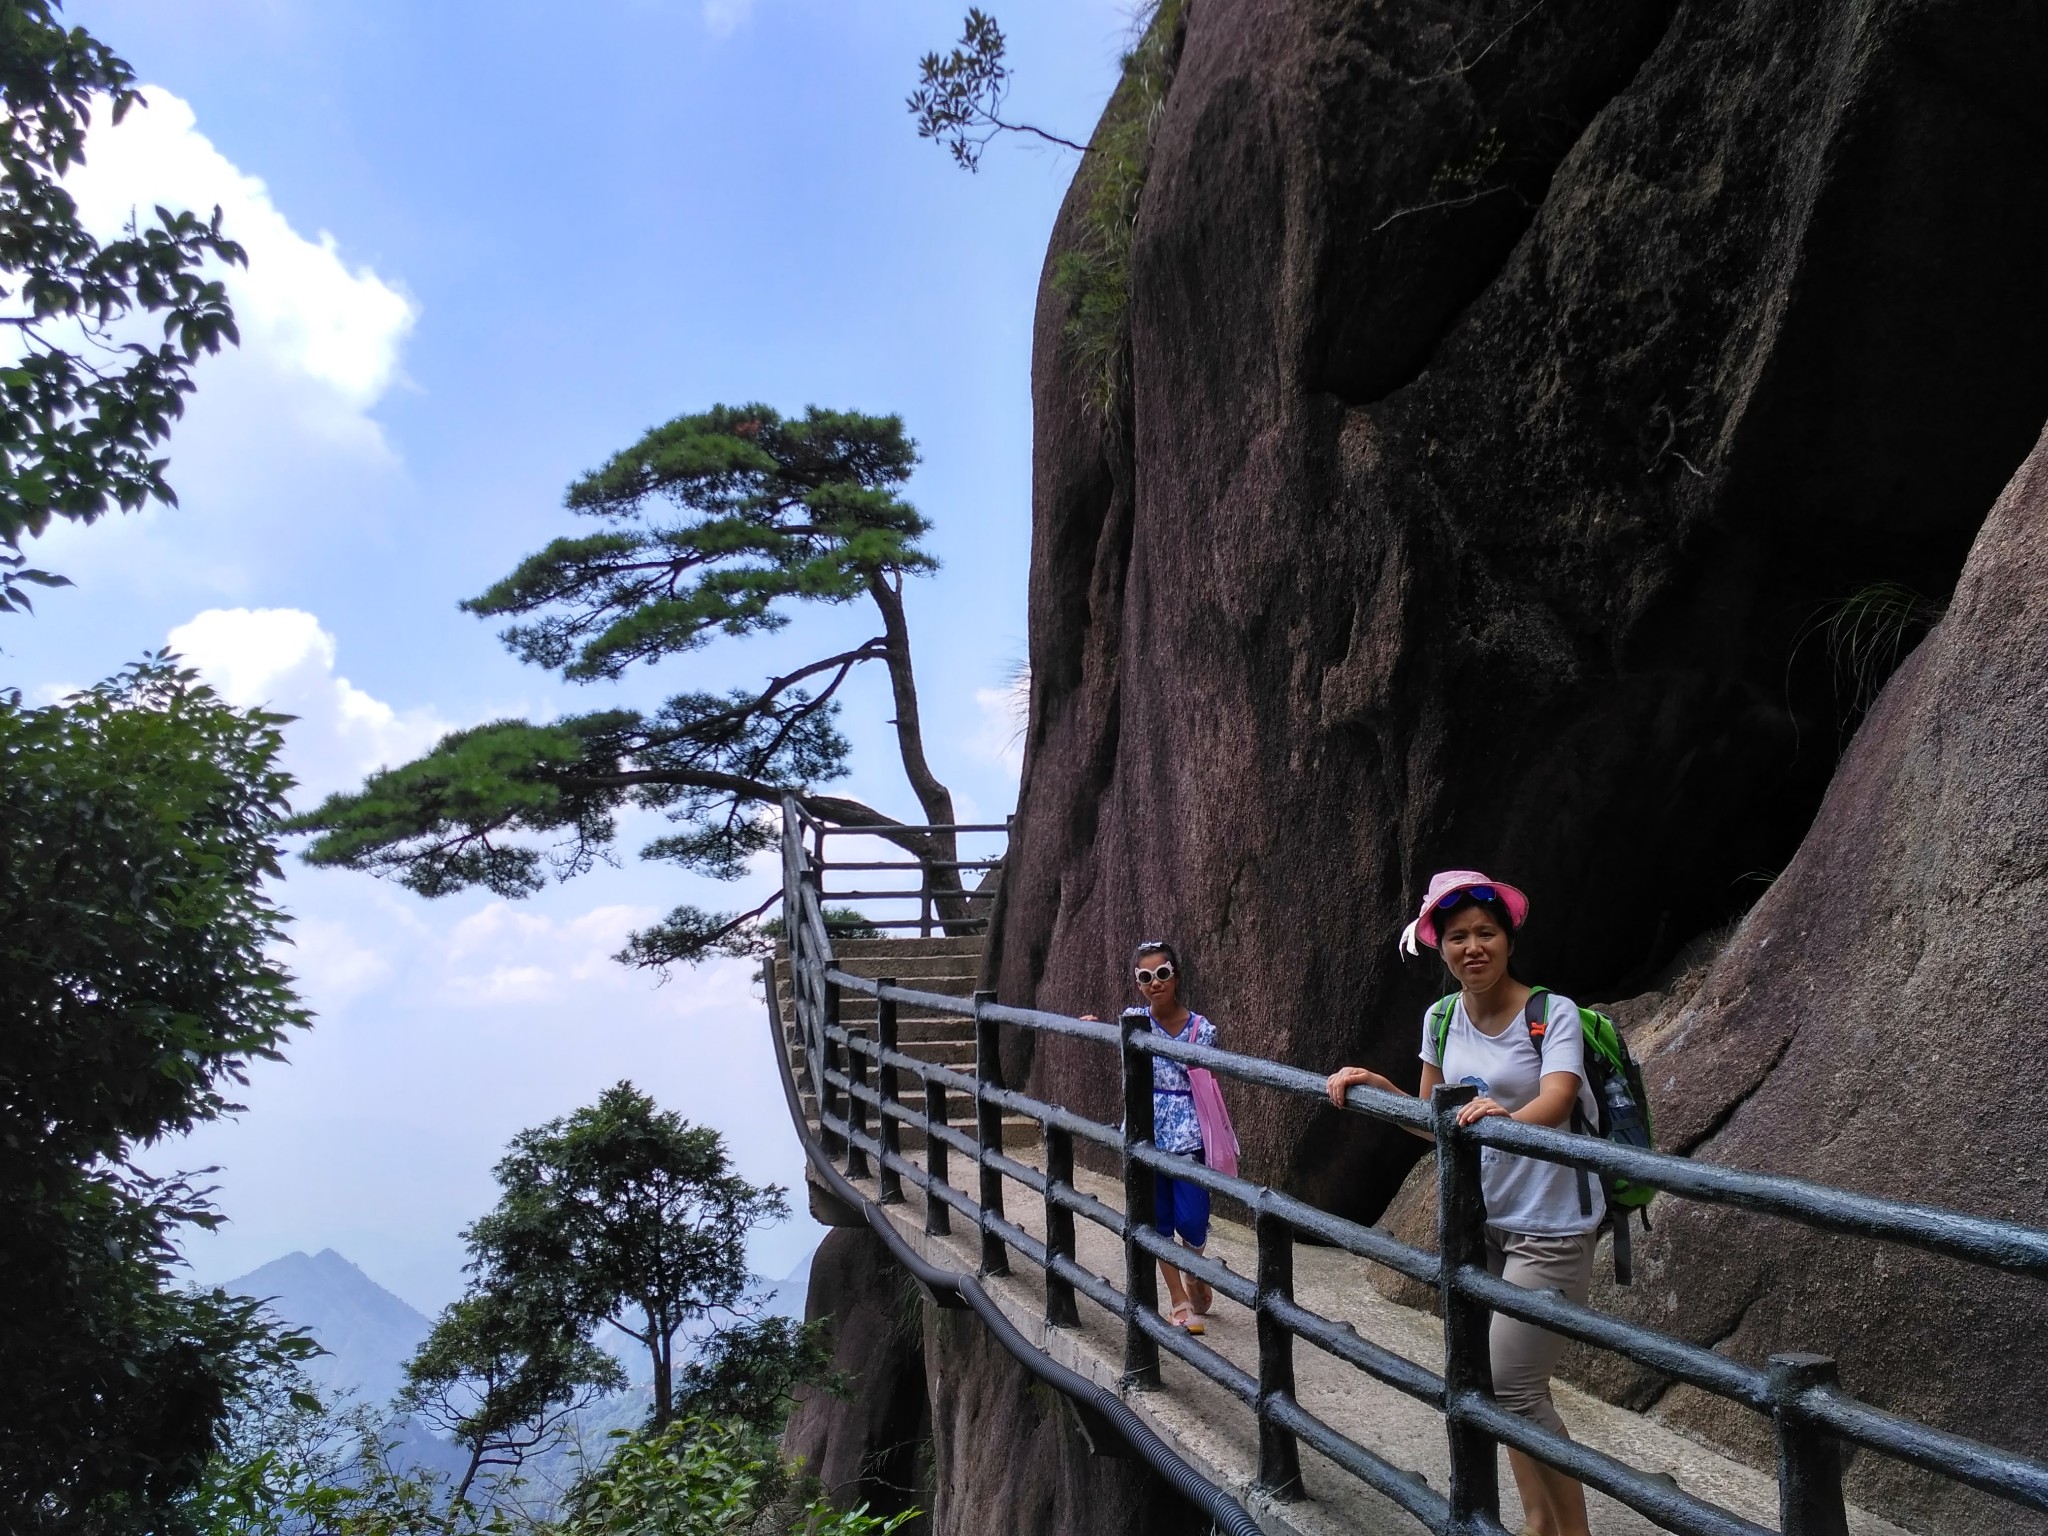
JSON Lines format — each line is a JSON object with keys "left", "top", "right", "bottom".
{"left": 1430, "top": 987, "right": 1656, "bottom": 1283}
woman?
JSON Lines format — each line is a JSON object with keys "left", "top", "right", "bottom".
{"left": 1325, "top": 871, "right": 1601, "bottom": 1536}
{"left": 1085, "top": 940, "right": 1217, "bottom": 1334}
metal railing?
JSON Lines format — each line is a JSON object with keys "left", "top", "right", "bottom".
{"left": 776, "top": 799, "right": 2048, "bottom": 1535}
{"left": 793, "top": 807, "right": 1008, "bottom": 937}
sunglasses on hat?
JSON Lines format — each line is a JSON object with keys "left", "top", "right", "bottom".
{"left": 1134, "top": 961, "right": 1175, "bottom": 986}
{"left": 1436, "top": 884, "right": 1499, "bottom": 910}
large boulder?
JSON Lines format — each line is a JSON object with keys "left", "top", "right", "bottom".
{"left": 1579, "top": 423, "right": 2048, "bottom": 1533}
{"left": 783, "top": 1229, "right": 1209, "bottom": 1535}
{"left": 1369, "top": 423, "right": 2048, "bottom": 1535}
{"left": 992, "top": 0, "right": 2048, "bottom": 1222}
{"left": 781, "top": 1229, "right": 931, "bottom": 1528}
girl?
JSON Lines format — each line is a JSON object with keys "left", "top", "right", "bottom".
{"left": 1086, "top": 940, "right": 1217, "bottom": 1334}
{"left": 1325, "top": 871, "right": 1601, "bottom": 1536}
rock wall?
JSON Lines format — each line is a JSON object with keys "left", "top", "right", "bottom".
{"left": 782, "top": 1228, "right": 1207, "bottom": 1536}
{"left": 1369, "top": 422, "right": 2048, "bottom": 1534}
{"left": 992, "top": 0, "right": 2048, "bottom": 1226}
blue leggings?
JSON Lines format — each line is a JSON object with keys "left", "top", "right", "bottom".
{"left": 1153, "top": 1148, "right": 1210, "bottom": 1248}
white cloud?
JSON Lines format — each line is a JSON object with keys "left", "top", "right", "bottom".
{"left": 702, "top": 0, "right": 756, "bottom": 36}
{"left": 167, "top": 607, "right": 451, "bottom": 798}
{"left": 65, "top": 88, "right": 418, "bottom": 456}
{"left": 282, "top": 915, "right": 393, "bottom": 1007}
{"left": 968, "top": 665, "right": 1029, "bottom": 777}
{"left": 437, "top": 901, "right": 758, "bottom": 1015}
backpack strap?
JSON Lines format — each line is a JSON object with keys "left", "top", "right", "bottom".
{"left": 1526, "top": 986, "right": 1598, "bottom": 1223}
{"left": 1429, "top": 994, "right": 1457, "bottom": 1066}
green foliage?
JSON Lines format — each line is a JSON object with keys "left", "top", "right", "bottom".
{"left": 672, "top": 1315, "right": 838, "bottom": 1435}
{"left": 401, "top": 1292, "right": 627, "bottom": 1504}
{"left": 0, "top": 656, "right": 313, "bottom": 1532}
{"left": 469, "top": 404, "right": 930, "bottom": 683}
{"left": 564, "top": 1419, "right": 913, "bottom": 1536}
{"left": 0, "top": 1, "right": 246, "bottom": 610}
{"left": 1812, "top": 580, "right": 1946, "bottom": 718}
{"left": 1046, "top": 0, "right": 1186, "bottom": 418}
{"left": 464, "top": 1083, "right": 791, "bottom": 1431}
{"left": 294, "top": 403, "right": 954, "bottom": 971}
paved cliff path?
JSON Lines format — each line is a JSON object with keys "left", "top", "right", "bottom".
{"left": 835, "top": 1146, "right": 1909, "bottom": 1536}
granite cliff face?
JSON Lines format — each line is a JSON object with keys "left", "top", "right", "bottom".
{"left": 991, "top": 0, "right": 2048, "bottom": 1226}
{"left": 782, "top": 1229, "right": 1206, "bottom": 1536}
{"left": 1369, "top": 424, "right": 2048, "bottom": 1533}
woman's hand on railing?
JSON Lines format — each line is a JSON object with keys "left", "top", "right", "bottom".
{"left": 1325, "top": 1065, "right": 1394, "bottom": 1107}
{"left": 1455, "top": 1095, "right": 1510, "bottom": 1125}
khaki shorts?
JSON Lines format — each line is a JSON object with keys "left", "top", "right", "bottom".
{"left": 1484, "top": 1226, "right": 1598, "bottom": 1435}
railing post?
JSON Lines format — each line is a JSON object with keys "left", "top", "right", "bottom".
{"left": 1254, "top": 1200, "right": 1305, "bottom": 1499}
{"left": 844, "top": 1028, "right": 871, "bottom": 1180}
{"left": 973, "top": 990, "right": 1008, "bottom": 1276}
{"left": 1769, "top": 1354, "right": 1851, "bottom": 1536}
{"left": 923, "top": 1077, "right": 951, "bottom": 1236}
{"left": 1433, "top": 1082, "right": 1499, "bottom": 1534}
{"left": 1044, "top": 1122, "right": 1080, "bottom": 1328}
{"left": 1119, "top": 1009, "right": 1161, "bottom": 1387}
{"left": 820, "top": 979, "right": 845, "bottom": 1161}
{"left": 874, "top": 981, "right": 902, "bottom": 1204}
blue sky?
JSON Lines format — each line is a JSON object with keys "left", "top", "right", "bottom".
{"left": 5, "top": 0, "right": 1133, "bottom": 1313}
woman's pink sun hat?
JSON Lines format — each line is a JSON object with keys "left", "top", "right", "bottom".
{"left": 1399, "top": 869, "right": 1530, "bottom": 956}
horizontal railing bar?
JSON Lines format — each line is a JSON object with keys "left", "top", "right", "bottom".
{"left": 1129, "top": 1224, "right": 1258, "bottom": 1309}
{"left": 1453, "top": 1390, "right": 1772, "bottom": 1536}
{"left": 816, "top": 821, "right": 1011, "bottom": 836}
{"left": 1046, "top": 1177, "right": 1128, "bottom": 1238}
{"left": 979, "top": 1082, "right": 1125, "bottom": 1151}
{"left": 1047, "top": 1248, "right": 1130, "bottom": 1320}
{"left": 1265, "top": 1293, "right": 1444, "bottom": 1406}
{"left": 1794, "top": 1386, "right": 2048, "bottom": 1512}
{"left": 1461, "top": 1116, "right": 2048, "bottom": 1280}
{"left": 1124, "top": 1141, "right": 1443, "bottom": 1286}
{"left": 819, "top": 858, "right": 1005, "bottom": 872}
{"left": 1123, "top": 1021, "right": 2048, "bottom": 1280}
{"left": 1133, "top": 1306, "right": 1261, "bottom": 1404}
{"left": 1131, "top": 1024, "right": 1437, "bottom": 1135}
{"left": 1451, "top": 1265, "right": 1769, "bottom": 1410}
{"left": 1263, "top": 1393, "right": 1460, "bottom": 1531}
{"left": 822, "top": 887, "right": 997, "bottom": 902}
{"left": 827, "top": 917, "right": 991, "bottom": 930}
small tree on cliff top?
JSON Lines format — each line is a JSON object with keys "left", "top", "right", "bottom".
{"left": 292, "top": 403, "right": 965, "bottom": 968}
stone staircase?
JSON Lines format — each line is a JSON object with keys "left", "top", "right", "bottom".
{"left": 775, "top": 935, "right": 1039, "bottom": 1151}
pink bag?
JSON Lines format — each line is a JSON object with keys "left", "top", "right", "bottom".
{"left": 1188, "top": 1067, "right": 1240, "bottom": 1178}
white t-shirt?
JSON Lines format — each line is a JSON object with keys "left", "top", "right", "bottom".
{"left": 1420, "top": 990, "right": 1605, "bottom": 1236}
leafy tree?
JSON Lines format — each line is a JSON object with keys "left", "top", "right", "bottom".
{"left": 0, "top": 656, "right": 313, "bottom": 1533}
{"left": 464, "top": 1083, "right": 790, "bottom": 1431}
{"left": 672, "top": 1316, "right": 836, "bottom": 1437}
{"left": 0, "top": 0, "right": 245, "bottom": 612}
{"left": 908, "top": 8, "right": 1086, "bottom": 171}
{"left": 400, "top": 1292, "right": 627, "bottom": 1506}
{"left": 293, "top": 403, "right": 971, "bottom": 970}
{"left": 564, "top": 1418, "right": 914, "bottom": 1536}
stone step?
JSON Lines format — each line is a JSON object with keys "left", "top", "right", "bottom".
{"left": 785, "top": 1036, "right": 976, "bottom": 1075}
{"left": 778, "top": 973, "right": 978, "bottom": 1000}
{"left": 781, "top": 954, "right": 985, "bottom": 981}
{"left": 782, "top": 1018, "right": 974, "bottom": 1049}
{"left": 829, "top": 937, "right": 986, "bottom": 959}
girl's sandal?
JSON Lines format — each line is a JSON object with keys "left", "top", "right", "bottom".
{"left": 1169, "top": 1301, "right": 1205, "bottom": 1335}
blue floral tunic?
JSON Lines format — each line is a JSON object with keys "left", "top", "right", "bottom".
{"left": 1150, "top": 1010, "right": 1216, "bottom": 1154}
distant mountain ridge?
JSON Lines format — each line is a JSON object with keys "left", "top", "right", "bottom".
{"left": 226, "top": 1246, "right": 814, "bottom": 1407}
{"left": 225, "top": 1247, "right": 435, "bottom": 1410}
